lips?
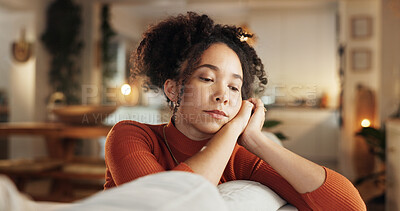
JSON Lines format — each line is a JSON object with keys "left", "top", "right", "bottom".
{"left": 204, "top": 110, "right": 228, "bottom": 119}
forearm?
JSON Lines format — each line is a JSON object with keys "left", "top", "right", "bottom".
{"left": 248, "top": 131, "right": 325, "bottom": 193}
{"left": 184, "top": 123, "right": 240, "bottom": 186}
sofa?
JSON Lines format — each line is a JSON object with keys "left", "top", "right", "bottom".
{"left": 1, "top": 171, "right": 297, "bottom": 211}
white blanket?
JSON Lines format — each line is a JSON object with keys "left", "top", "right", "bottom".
{"left": 0, "top": 172, "right": 297, "bottom": 211}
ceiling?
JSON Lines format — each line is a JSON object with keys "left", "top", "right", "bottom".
{"left": 110, "top": 0, "right": 337, "bottom": 20}
{"left": 0, "top": 0, "right": 337, "bottom": 12}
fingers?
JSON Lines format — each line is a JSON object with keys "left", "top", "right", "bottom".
{"left": 247, "top": 98, "right": 266, "bottom": 114}
{"left": 233, "top": 100, "right": 254, "bottom": 128}
{"left": 239, "top": 100, "right": 254, "bottom": 118}
{"left": 247, "top": 98, "right": 266, "bottom": 129}
{"left": 231, "top": 100, "right": 253, "bottom": 120}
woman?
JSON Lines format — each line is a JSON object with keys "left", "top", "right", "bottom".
{"left": 104, "top": 12, "right": 365, "bottom": 210}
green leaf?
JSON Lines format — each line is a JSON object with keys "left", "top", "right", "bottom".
{"left": 263, "top": 120, "right": 282, "bottom": 128}
{"left": 274, "top": 132, "right": 287, "bottom": 140}
{"left": 356, "top": 126, "right": 386, "bottom": 162}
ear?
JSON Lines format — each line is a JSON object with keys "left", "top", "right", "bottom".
{"left": 164, "top": 79, "right": 178, "bottom": 102}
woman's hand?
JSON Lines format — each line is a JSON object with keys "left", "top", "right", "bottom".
{"left": 185, "top": 100, "right": 255, "bottom": 186}
{"left": 226, "top": 100, "right": 254, "bottom": 133}
{"left": 237, "top": 98, "right": 266, "bottom": 152}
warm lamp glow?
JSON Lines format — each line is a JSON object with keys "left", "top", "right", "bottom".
{"left": 121, "top": 84, "right": 131, "bottom": 96}
{"left": 361, "top": 119, "right": 371, "bottom": 127}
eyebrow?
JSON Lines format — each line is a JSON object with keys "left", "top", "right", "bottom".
{"left": 194, "top": 64, "right": 243, "bottom": 82}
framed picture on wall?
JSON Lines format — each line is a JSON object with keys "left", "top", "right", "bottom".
{"left": 351, "top": 48, "right": 372, "bottom": 72}
{"left": 351, "top": 16, "right": 372, "bottom": 39}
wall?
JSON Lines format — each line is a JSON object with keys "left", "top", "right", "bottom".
{"left": 111, "top": 5, "right": 144, "bottom": 42}
{"left": 81, "top": 0, "right": 102, "bottom": 106}
{"left": 250, "top": 4, "right": 338, "bottom": 107}
{"left": 0, "top": 7, "right": 36, "bottom": 109}
{"left": 267, "top": 108, "right": 339, "bottom": 164}
{"left": 339, "top": 0, "right": 381, "bottom": 180}
{"left": 338, "top": 0, "right": 400, "bottom": 180}
{"left": 0, "top": 3, "right": 48, "bottom": 158}
{"left": 380, "top": 0, "right": 400, "bottom": 121}
{"left": 381, "top": 3, "right": 400, "bottom": 208}
{"left": 110, "top": 1, "right": 339, "bottom": 109}
{"left": 0, "top": 7, "right": 14, "bottom": 93}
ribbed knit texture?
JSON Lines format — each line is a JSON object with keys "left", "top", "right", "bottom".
{"left": 104, "top": 120, "right": 366, "bottom": 211}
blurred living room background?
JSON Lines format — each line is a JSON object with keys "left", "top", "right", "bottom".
{"left": 0, "top": 0, "right": 399, "bottom": 210}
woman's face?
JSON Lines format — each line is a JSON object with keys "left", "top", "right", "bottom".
{"left": 174, "top": 43, "right": 243, "bottom": 140}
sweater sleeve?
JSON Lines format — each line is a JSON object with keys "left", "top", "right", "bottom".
{"left": 300, "top": 167, "right": 366, "bottom": 210}
{"left": 233, "top": 146, "right": 366, "bottom": 210}
{"left": 105, "top": 121, "right": 193, "bottom": 187}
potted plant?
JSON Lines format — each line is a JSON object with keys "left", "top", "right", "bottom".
{"left": 100, "top": 4, "right": 118, "bottom": 105}
{"left": 41, "top": 0, "right": 83, "bottom": 105}
{"left": 263, "top": 120, "right": 287, "bottom": 141}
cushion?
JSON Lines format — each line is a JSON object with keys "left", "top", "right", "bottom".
{"left": 58, "top": 171, "right": 228, "bottom": 211}
{"left": 0, "top": 175, "right": 36, "bottom": 211}
{"left": 218, "top": 180, "right": 287, "bottom": 211}
{"left": 1, "top": 172, "right": 298, "bottom": 211}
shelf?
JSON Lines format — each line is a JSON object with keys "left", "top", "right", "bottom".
{"left": 0, "top": 158, "right": 105, "bottom": 180}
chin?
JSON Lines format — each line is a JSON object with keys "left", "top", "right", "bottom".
{"left": 195, "top": 120, "right": 226, "bottom": 134}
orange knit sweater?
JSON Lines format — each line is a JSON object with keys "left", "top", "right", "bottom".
{"left": 104, "top": 120, "right": 366, "bottom": 210}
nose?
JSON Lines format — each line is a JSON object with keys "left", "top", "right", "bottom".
{"left": 212, "top": 85, "right": 229, "bottom": 105}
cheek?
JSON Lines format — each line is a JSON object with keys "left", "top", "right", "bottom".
{"left": 180, "top": 85, "right": 207, "bottom": 108}
{"left": 230, "top": 92, "right": 242, "bottom": 108}
{"left": 229, "top": 94, "right": 242, "bottom": 117}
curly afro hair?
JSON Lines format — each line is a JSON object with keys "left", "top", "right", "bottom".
{"left": 131, "top": 12, "right": 268, "bottom": 112}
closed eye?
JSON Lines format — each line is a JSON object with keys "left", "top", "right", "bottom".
{"left": 199, "top": 77, "right": 214, "bottom": 82}
{"left": 229, "top": 86, "right": 240, "bottom": 92}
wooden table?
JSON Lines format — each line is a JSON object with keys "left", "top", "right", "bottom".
{"left": 0, "top": 122, "right": 112, "bottom": 201}
{"left": 0, "top": 122, "right": 112, "bottom": 160}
